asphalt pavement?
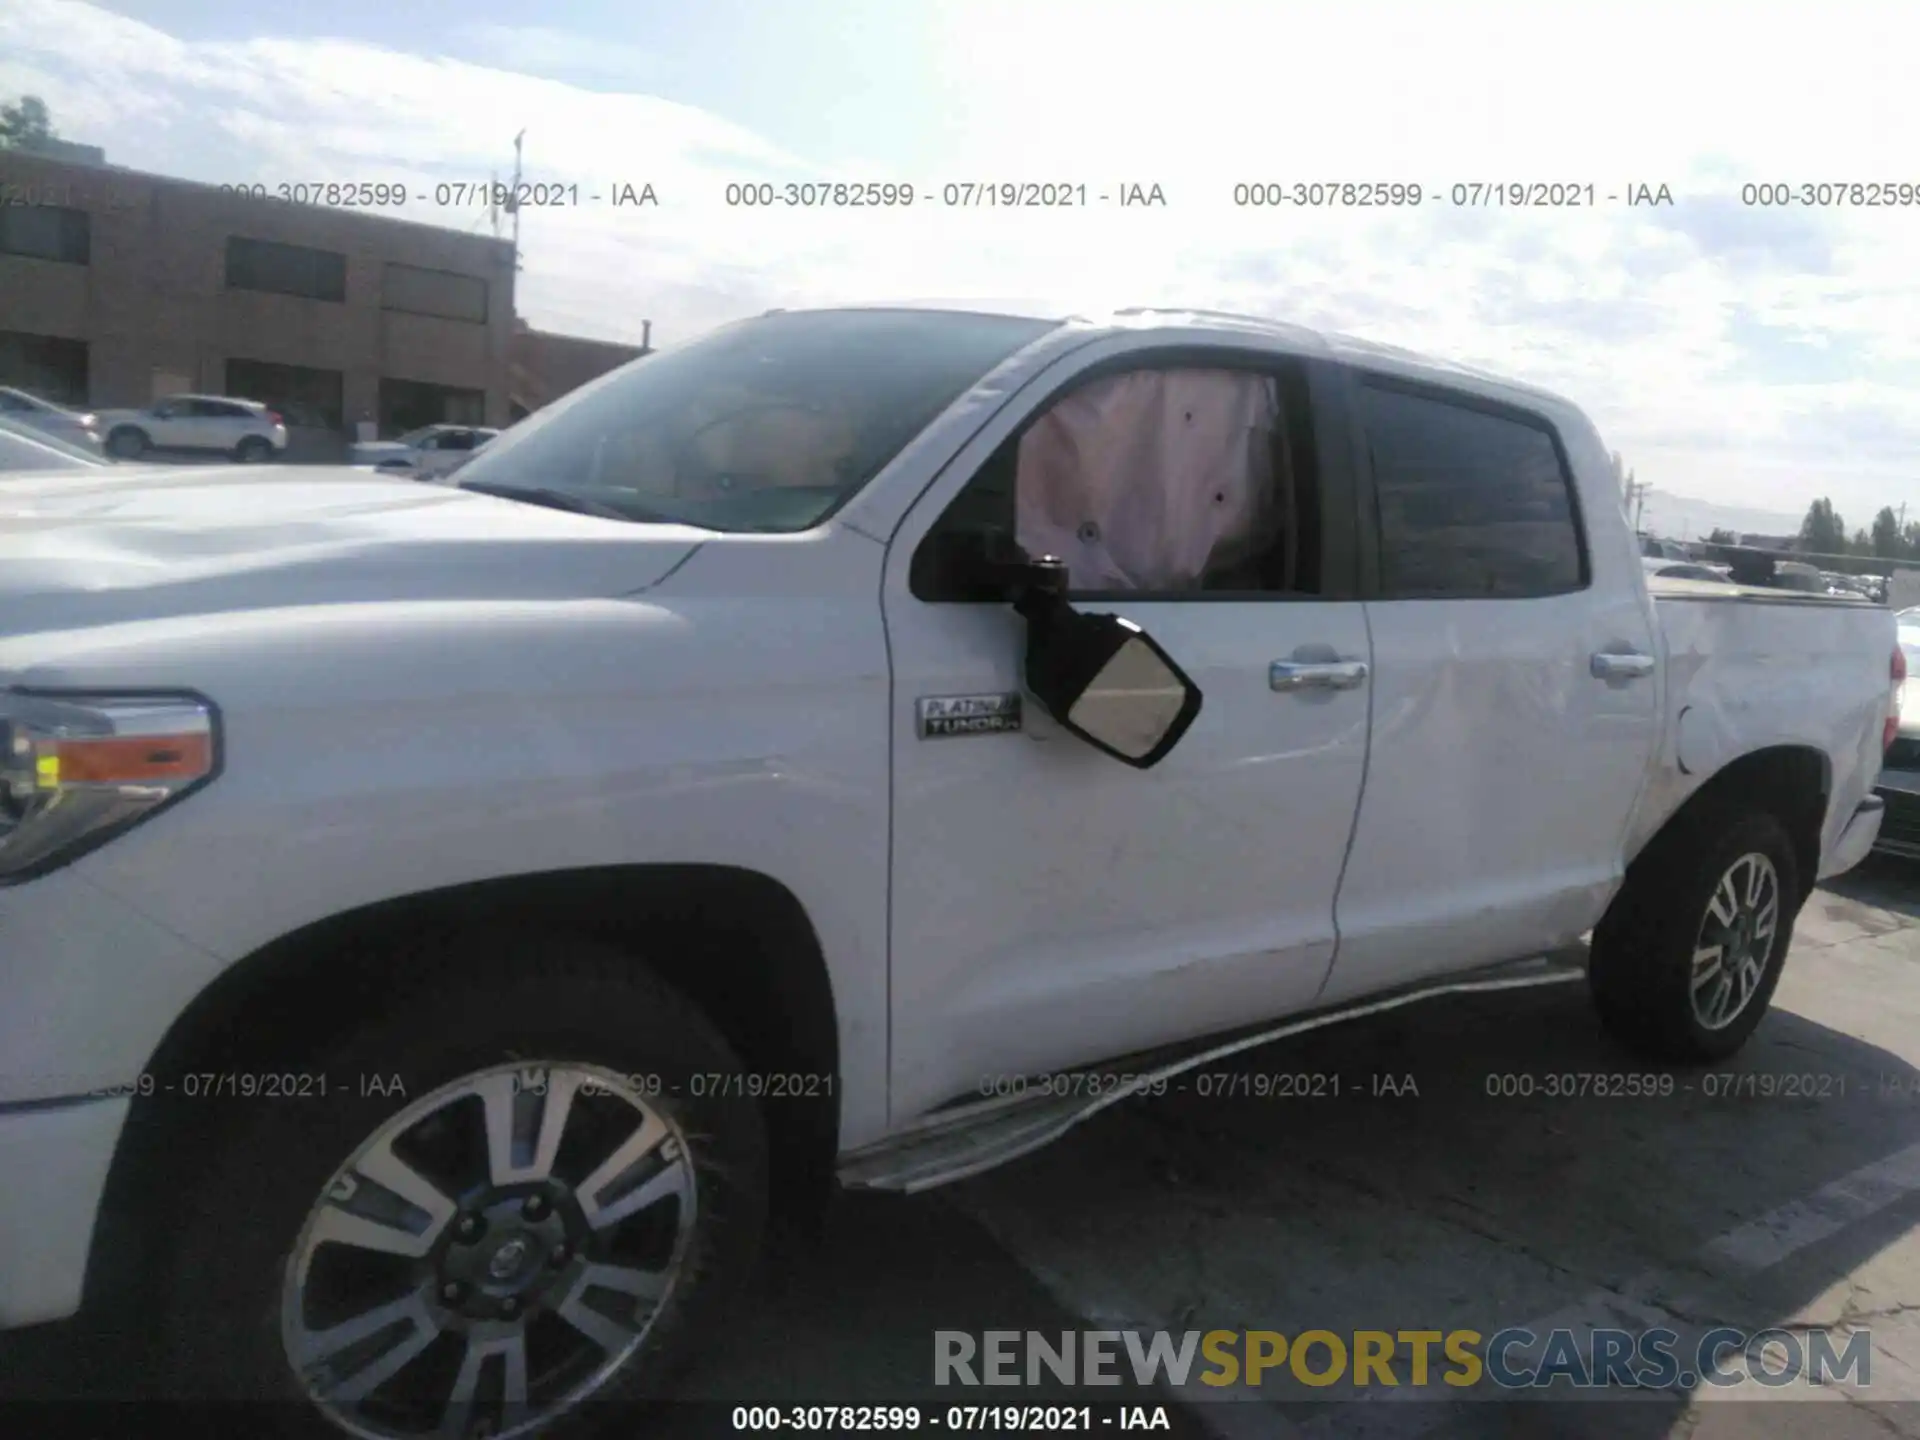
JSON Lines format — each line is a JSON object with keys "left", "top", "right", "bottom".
{"left": 11, "top": 857, "right": 1920, "bottom": 1440}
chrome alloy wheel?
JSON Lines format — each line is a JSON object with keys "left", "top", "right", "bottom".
{"left": 1690, "top": 851, "right": 1782, "bottom": 1031}
{"left": 280, "top": 1063, "right": 697, "bottom": 1439}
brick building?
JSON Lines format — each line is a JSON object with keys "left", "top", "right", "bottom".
{"left": 509, "top": 320, "right": 652, "bottom": 420}
{"left": 0, "top": 147, "right": 649, "bottom": 454}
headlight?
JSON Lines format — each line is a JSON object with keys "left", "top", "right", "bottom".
{"left": 0, "top": 691, "right": 218, "bottom": 883}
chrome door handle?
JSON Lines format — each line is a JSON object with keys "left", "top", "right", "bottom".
{"left": 1590, "top": 651, "right": 1656, "bottom": 681}
{"left": 1270, "top": 660, "right": 1369, "bottom": 692}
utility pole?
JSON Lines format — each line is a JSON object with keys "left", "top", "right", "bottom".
{"left": 508, "top": 130, "right": 526, "bottom": 272}
{"left": 1624, "top": 478, "right": 1648, "bottom": 533}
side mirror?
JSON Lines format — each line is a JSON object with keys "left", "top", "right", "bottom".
{"left": 1013, "top": 557, "right": 1203, "bottom": 768}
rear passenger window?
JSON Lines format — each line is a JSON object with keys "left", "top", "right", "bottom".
{"left": 1359, "top": 382, "right": 1584, "bottom": 599}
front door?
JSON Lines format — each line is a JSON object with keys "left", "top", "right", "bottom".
{"left": 146, "top": 397, "right": 193, "bottom": 448}
{"left": 882, "top": 340, "right": 1374, "bottom": 1122}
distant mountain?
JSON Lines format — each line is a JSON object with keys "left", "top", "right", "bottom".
{"left": 1635, "top": 492, "right": 1803, "bottom": 544}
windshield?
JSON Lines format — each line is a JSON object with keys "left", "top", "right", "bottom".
{"left": 395, "top": 427, "right": 440, "bottom": 447}
{"left": 452, "top": 309, "right": 1056, "bottom": 532}
{"left": 0, "top": 415, "right": 109, "bottom": 470}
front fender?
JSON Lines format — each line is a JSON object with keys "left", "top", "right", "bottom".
{"left": 11, "top": 554, "right": 894, "bottom": 1144}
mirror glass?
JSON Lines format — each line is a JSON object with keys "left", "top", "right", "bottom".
{"left": 1064, "top": 634, "right": 1192, "bottom": 760}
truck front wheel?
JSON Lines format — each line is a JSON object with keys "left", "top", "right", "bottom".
{"left": 1590, "top": 806, "right": 1801, "bottom": 1062}
{"left": 152, "top": 938, "right": 768, "bottom": 1438}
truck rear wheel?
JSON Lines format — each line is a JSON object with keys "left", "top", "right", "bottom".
{"left": 151, "top": 936, "right": 768, "bottom": 1438}
{"left": 1589, "top": 805, "right": 1801, "bottom": 1062}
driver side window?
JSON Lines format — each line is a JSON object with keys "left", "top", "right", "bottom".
{"left": 912, "top": 360, "right": 1322, "bottom": 601}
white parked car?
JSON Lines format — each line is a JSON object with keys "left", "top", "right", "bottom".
{"left": 0, "top": 385, "right": 104, "bottom": 452}
{"left": 95, "top": 393, "right": 288, "bottom": 462}
{"left": 350, "top": 423, "right": 500, "bottom": 477}
{"left": 0, "top": 306, "right": 1899, "bottom": 1434}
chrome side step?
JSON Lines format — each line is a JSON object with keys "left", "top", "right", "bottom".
{"left": 837, "top": 947, "right": 1588, "bottom": 1194}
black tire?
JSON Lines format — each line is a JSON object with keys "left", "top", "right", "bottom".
{"left": 234, "top": 435, "right": 274, "bottom": 463}
{"left": 108, "top": 426, "right": 149, "bottom": 458}
{"left": 1590, "top": 804, "right": 1801, "bottom": 1062}
{"left": 149, "top": 934, "right": 769, "bottom": 1437}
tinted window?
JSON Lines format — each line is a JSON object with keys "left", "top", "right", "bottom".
{"left": 226, "top": 236, "right": 347, "bottom": 303}
{"left": 380, "top": 378, "right": 486, "bottom": 432}
{"left": 226, "top": 358, "right": 342, "bottom": 429}
{"left": 1360, "top": 383, "right": 1583, "bottom": 598}
{"left": 0, "top": 205, "right": 89, "bottom": 264}
{"left": 383, "top": 263, "right": 488, "bottom": 324}
{"left": 456, "top": 310, "right": 1056, "bottom": 533}
{"left": 0, "top": 331, "right": 88, "bottom": 407}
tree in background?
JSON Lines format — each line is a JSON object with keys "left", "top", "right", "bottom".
{"left": 1852, "top": 528, "right": 1872, "bottom": 555}
{"left": 1799, "top": 498, "right": 1848, "bottom": 554}
{"left": 1872, "top": 506, "right": 1905, "bottom": 558}
{"left": 1707, "top": 528, "right": 1738, "bottom": 545}
{"left": 0, "top": 96, "right": 55, "bottom": 150}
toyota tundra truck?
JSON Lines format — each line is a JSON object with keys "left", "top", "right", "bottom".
{"left": 0, "top": 306, "right": 1899, "bottom": 1438}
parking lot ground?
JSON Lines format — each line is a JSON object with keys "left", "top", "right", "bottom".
{"left": 9, "top": 857, "right": 1920, "bottom": 1440}
{"left": 945, "top": 853, "right": 1920, "bottom": 1437}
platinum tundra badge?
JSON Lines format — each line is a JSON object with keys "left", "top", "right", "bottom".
{"left": 916, "top": 693, "right": 1022, "bottom": 739}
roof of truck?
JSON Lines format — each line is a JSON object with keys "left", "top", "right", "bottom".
{"left": 791, "top": 302, "right": 1575, "bottom": 411}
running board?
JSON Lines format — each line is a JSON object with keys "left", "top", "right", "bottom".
{"left": 837, "top": 947, "right": 1589, "bottom": 1195}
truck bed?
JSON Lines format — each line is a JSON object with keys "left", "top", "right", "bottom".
{"left": 1636, "top": 581, "right": 1894, "bottom": 876}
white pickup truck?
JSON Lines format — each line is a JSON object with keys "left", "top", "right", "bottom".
{"left": 0, "top": 306, "right": 1899, "bottom": 1436}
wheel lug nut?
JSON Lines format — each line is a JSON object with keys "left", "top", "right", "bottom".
{"left": 442, "top": 1281, "right": 465, "bottom": 1303}
{"left": 455, "top": 1213, "right": 484, "bottom": 1242}
{"left": 522, "top": 1194, "right": 549, "bottom": 1221}
{"left": 548, "top": 1243, "right": 569, "bottom": 1267}
{"left": 499, "top": 1295, "right": 521, "bottom": 1318}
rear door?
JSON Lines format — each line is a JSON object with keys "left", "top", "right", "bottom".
{"left": 1319, "top": 369, "right": 1661, "bottom": 1005}
{"left": 883, "top": 337, "right": 1374, "bottom": 1120}
{"left": 208, "top": 400, "right": 257, "bottom": 447}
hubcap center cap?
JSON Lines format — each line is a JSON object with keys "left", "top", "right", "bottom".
{"left": 487, "top": 1236, "right": 532, "bottom": 1280}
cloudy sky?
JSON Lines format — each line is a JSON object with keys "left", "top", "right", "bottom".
{"left": 4, "top": 0, "right": 1919, "bottom": 534}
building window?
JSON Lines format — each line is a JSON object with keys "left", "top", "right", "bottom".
{"left": 0, "top": 204, "right": 89, "bottom": 265}
{"left": 225, "top": 235, "right": 347, "bottom": 303}
{"left": 0, "top": 331, "right": 89, "bottom": 405}
{"left": 379, "top": 377, "right": 486, "bottom": 434}
{"left": 1358, "top": 380, "right": 1586, "bottom": 599}
{"left": 382, "top": 262, "right": 488, "bottom": 324}
{"left": 226, "top": 357, "right": 345, "bottom": 431}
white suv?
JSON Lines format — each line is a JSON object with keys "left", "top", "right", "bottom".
{"left": 96, "top": 393, "right": 289, "bottom": 463}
